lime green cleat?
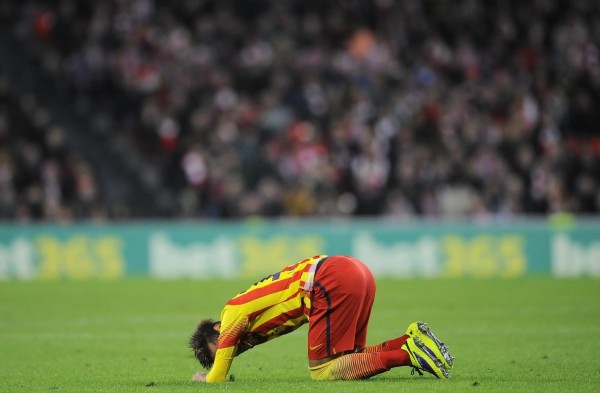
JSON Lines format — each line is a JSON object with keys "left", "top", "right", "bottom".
{"left": 402, "top": 336, "right": 450, "bottom": 379}
{"left": 406, "top": 321, "right": 454, "bottom": 370}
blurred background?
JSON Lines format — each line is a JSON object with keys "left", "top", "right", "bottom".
{"left": 0, "top": 0, "right": 598, "bottom": 281}
{"left": 0, "top": 0, "right": 598, "bottom": 223}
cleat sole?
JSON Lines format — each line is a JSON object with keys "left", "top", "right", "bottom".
{"left": 417, "top": 322, "right": 454, "bottom": 368}
{"left": 413, "top": 337, "right": 450, "bottom": 379}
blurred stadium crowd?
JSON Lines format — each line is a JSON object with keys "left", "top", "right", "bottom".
{"left": 0, "top": 0, "right": 598, "bottom": 221}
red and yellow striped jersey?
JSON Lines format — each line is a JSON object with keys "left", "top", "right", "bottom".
{"left": 206, "top": 254, "right": 326, "bottom": 382}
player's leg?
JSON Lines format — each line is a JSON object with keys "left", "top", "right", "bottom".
{"left": 361, "top": 336, "right": 409, "bottom": 353}
{"left": 309, "top": 351, "right": 410, "bottom": 380}
{"left": 351, "top": 259, "right": 411, "bottom": 354}
{"left": 307, "top": 256, "right": 450, "bottom": 380}
{"left": 309, "top": 336, "right": 451, "bottom": 380}
{"left": 307, "top": 256, "right": 412, "bottom": 380}
{"left": 346, "top": 258, "right": 453, "bottom": 378}
{"left": 308, "top": 255, "right": 376, "bottom": 360}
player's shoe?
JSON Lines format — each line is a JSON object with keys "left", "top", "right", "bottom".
{"left": 405, "top": 321, "right": 454, "bottom": 370}
{"left": 402, "top": 336, "right": 450, "bottom": 379}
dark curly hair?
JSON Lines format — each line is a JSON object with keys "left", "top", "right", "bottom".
{"left": 189, "top": 319, "right": 220, "bottom": 369}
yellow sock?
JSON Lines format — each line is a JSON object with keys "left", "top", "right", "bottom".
{"left": 309, "top": 351, "right": 407, "bottom": 380}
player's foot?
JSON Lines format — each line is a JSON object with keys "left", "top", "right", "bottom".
{"left": 405, "top": 321, "right": 454, "bottom": 369}
{"left": 402, "top": 336, "right": 450, "bottom": 379}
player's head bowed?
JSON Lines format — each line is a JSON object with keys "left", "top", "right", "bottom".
{"left": 189, "top": 319, "right": 220, "bottom": 369}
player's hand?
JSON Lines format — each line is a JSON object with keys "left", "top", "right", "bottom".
{"left": 192, "top": 371, "right": 207, "bottom": 382}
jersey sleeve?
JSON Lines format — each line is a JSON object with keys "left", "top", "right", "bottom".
{"left": 205, "top": 309, "right": 249, "bottom": 383}
{"left": 205, "top": 347, "right": 235, "bottom": 382}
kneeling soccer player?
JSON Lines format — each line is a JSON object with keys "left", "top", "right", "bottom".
{"left": 189, "top": 255, "right": 454, "bottom": 382}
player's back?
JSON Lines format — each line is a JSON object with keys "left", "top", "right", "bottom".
{"left": 221, "top": 255, "right": 326, "bottom": 345}
{"left": 227, "top": 255, "right": 325, "bottom": 311}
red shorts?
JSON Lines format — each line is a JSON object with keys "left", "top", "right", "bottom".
{"left": 307, "top": 255, "right": 376, "bottom": 360}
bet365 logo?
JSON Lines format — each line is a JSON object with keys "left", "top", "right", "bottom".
{"left": 36, "top": 236, "right": 125, "bottom": 280}
{"left": 441, "top": 235, "right": 526, "bottom": 278}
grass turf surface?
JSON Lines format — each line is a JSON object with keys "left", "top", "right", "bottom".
{"left": 1, "top": 278, "right": 599, "bottom": 392}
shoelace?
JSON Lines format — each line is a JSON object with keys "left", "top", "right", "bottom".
{"left": 411, "top": 367, "right": 424, "bottom": 376}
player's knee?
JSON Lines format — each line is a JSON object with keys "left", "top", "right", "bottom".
{"left": 309, "top": 360, "right": 334, "bottom": 381}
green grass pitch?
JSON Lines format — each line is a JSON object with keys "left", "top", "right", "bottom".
{"left": 1, "top": 277, "right": 599, "bottom": 392}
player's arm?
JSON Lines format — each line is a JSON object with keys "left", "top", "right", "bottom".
{"left": 205, "top": 346, "right": 236, "bottom": 382}
{"left": 205, "top": 311, "right": 248, "bottom": 383}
